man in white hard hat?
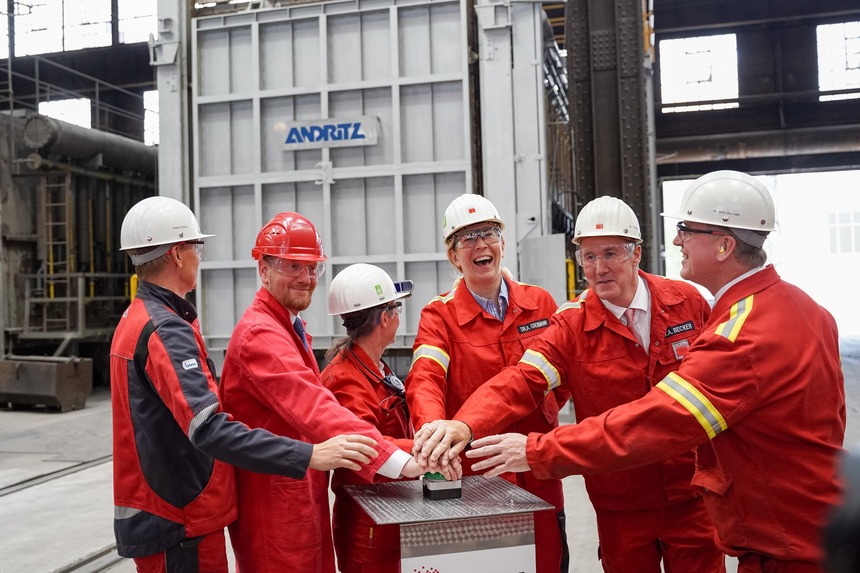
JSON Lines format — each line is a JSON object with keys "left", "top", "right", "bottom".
{"left": 414, "top": 195, "right": 723, "bottom": 572}
{"left": 416, "top": 171, "right": 846, "bottom": 572}
{"left": 406, "top": 193, "right": 570, "bottom": 573}
{"left": 110, "top": 197, "right": 380, "bottom": 573}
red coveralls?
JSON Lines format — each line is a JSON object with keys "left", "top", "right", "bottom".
{"left": 406, "top": 277, "right": 568, "bottom": 573}
{"left": 322, "top": 345, "right": 413, "bottom": 573}
{"left": 111, "top": 282, "right": 313, "bottom": 572}
{"left": 219, "top": 288, "right": 401, "bottom": 573}
{"left": 457, "top": 265, "right": 846, "bottom": 573}
{"left": 461, "top": 271, "right": 722, "bottom": 571}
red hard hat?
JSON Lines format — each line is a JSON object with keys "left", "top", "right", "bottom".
{"left": 251, "top": 212, "right": 327, "bottom": 262}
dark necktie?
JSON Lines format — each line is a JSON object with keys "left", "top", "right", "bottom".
{"left": 293, "top": 317, "right": 308, "bottom": 350}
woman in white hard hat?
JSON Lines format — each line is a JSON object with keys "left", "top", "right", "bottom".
{"left": 405, "top": 193, "right": 570, "bottom": 573}
{"left": 322, "top": 263, "right": 460, "bottom": 573}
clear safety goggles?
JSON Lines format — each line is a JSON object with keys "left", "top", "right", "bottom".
{"left": 267, "top": 258, "right": 326, "bottom": 279}
{"left": 675, "top": 222, "right": 727, "bottom": 243}
{"left": 382, "top": 301, "right": 403, "bottom": 315}
{"left": 181, "top": 240, "right": 205, "bottom": 256}
{"left": 454, "top": 226, "right": 502, "bottom": 249}
{"left": 574, "top": 242, "right": 635, "bottom": 268}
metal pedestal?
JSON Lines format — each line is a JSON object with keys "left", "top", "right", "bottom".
{"left": 345, "top": 475, "right": 553, "bottom": 572}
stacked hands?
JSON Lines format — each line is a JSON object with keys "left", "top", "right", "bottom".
{"left": 312, "top": 421, "right": 531, "bottom": 480}
{"left": 411, "top": 420, "right": 532, "bottom": 478}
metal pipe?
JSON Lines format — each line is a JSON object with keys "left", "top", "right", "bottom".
{"left": 656, "top": 124, "right": 860, "bottom": 164}
{"left": 659, "top": 87, "right": 860, "bottom": 110}
{"left": 23, "top": 115, "right": 158, "bottom": 176}
{"left": 23, "top": 153, "right": 156, "bottom": 189}
{"left": 655, "top": 9, "right": 860, "bottom": 36}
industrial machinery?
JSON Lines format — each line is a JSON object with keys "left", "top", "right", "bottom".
{"left": 0, "top": 112, "right": 154, "bottom": 409}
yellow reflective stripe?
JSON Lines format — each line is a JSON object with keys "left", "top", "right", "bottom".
{"left": 519, "top": 349, "right": 561, "bottom": 393}
{"left": 556, "top": 296, "right": 585, "bottom": 315}
{"left": 657, "top": 372, "right": 728, "bottom": 439}
{"left": 715, "top": 295, "right": 753, "bottom": 342}
{"left": 410, "top": 344, "right": 450, "bottom": 374}
{"left": 431, "top": 289, "right": 457, "bottom": 304}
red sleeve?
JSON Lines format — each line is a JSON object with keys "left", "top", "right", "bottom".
{"left": 231, "top": 322, "right": 399, "bottom": 483}
{"left": 526, "top": 389, "right": 709, "bottom": 479}
{"left": 405, "top": 302, "right": 451, "bottom": 428}
{"left": 455, "top": 310, "right": 574, "bottom": 438}
{"left": 532, "top": 287, "right": 571, "bottom": 409}
{"left": 144, "top": 320, "right": 219, "bottom": 433}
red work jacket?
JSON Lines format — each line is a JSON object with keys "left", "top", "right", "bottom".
{"left": 405, "top": 277, "right": 567, "bottom": 509}
{"left": 219, "top": 288, "right": 400, "bottom": 573}
{"left": 111, "top": 282, "right": 312, "bottom": 558}
{"left": 469, "top": 272, "right": 710, "bottom": 510}
{"left": 458, "top": 266, "right": 846, "bottom": 564}
{"left": 322, "top": 346, "right": 412, "bottom": 573}
{"left": 110, "top": 282, "right": 236, "bottom": 557}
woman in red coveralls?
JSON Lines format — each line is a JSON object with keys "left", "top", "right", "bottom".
{"left": 405, "top": 194, "right": 570, "bottom": 573}
{"left": 322, "top": 263, "right": 457, "bottom": 573}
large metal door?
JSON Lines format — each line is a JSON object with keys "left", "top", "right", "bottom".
{"left": 192, "top": 0, "right": 473, "bottom": 355}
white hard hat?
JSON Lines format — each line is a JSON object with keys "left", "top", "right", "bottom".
{"left": 442, "top": 193, "right": 504, "bottom": 243}
{"left": 328, "top": 263, "right": 413, "bottom": 316}
{"left": 573, "top": 196, "right": 642, "bottom": 245}
{"left": 662, "top": 170, "right": 775, "bottom": 247}
{"left": 120, "top": 196, "right": 213, "bottom": 264}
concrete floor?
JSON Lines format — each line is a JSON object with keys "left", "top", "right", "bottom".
{"left": 0, "top": 336, "right": 858, "bottom": 573}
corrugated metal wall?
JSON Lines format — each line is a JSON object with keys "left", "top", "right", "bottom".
{"left": 192, "top": 0, "right": 474, "bottom": 354}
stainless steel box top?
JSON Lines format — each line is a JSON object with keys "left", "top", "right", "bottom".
{"left": 343, "top": 475, "right": 554, "bottom": 526}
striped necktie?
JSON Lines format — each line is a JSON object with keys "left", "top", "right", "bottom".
{"left": 623, "top": 308, "right": 646, "bottom": 349}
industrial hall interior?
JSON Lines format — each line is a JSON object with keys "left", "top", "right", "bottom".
{"left": 0, "top": 0, "right": 859, "bottom": 572}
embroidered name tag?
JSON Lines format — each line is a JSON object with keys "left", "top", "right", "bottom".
{"left": 182, "top": 358, "right": 199, "bottom": 370}
{"left": 665, "top": 321, "right": 695, "bottom": 338}
{"left": 518, "top": 318, "right": 550, "bottom": 334}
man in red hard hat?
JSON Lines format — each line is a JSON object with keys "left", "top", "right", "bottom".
{"left": 219, "top": 212, "right": 452, "bottom": 573}
{"left": 111, "top": 198, "right": 380, "bottom": 573}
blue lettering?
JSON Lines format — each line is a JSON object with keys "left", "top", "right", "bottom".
{"left": 350, "top": 122, "right": 366, "bottom": 140}
{"left": 285, "top": 121, "right": 371, "bottom": 145}
{"left": 285, "top": 127, "right": 303, "bottom": 144}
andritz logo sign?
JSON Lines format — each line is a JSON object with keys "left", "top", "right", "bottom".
{"left": 280, "top": 116, "right": 379, "bottom": 150}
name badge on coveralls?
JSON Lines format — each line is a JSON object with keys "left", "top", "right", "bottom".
{"left": 665, "top": 321, "right": 694, "bottom": 361}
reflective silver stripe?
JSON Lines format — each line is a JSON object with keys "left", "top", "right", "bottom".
{"left": 115, "top": 505, "right": 142, "bottom": 520}
{"left": 188, "top": 402, "right": 218, "bottom": 441}
{"left": 410, "top": 344, "right": 450, "bottom": 374}
{"left": 519, "top": 349, "right": 561, "bottom": 392}
{"left": 657, "top": 373, "right": 728, "bottom": 439}
{"left": 715, "top": 295, "right": 754, "bottom": 342}
{"left": 555, "top": 301, "right": 580, "bottom": 314}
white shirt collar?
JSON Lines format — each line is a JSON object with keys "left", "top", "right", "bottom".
{"left": 713, "top": 265, "right": 766, "bottom": 304}
{"left": 601, "top": 275, "right": 650, "bottom": 320}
